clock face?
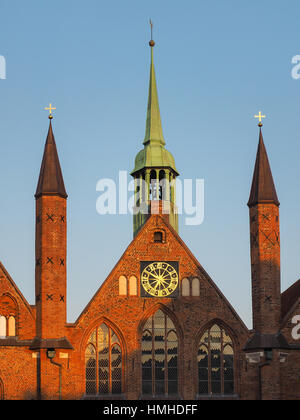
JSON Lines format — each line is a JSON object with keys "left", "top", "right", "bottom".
{"left": 140, "top": 261, "right": 179, "bottom": 298}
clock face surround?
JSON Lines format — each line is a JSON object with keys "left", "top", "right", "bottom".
{"left": 140, "top": 261, "right": 179, "bottom": 298}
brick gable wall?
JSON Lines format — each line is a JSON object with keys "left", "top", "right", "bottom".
{"left": 0, "top": 215, "right": 299, "bottom": 399}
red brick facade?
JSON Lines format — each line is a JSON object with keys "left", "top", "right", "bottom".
{"left": 0, "top": 207, "right": 299, "bottom": 399}
{"left": 0, "top": 119, "right": 299, "bottom": 400}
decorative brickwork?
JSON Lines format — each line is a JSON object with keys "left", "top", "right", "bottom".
{"left": 249, "top": 204, "right": 281, "bottom": 334}
{"left": 35, "top": 195, "right": 67, "bottom": 339}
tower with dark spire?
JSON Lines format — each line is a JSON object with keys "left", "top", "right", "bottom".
{"left": 248, "top": 120, "right": 281, "bottom": 335}
{"left": 34, "top": 112, "right": 68, "bottom": 342}
{"left": 131, "top": 26, "right": 179, "bottom": 237}
{"left": 244, "top": 117, "right": 289, "bottom": 401}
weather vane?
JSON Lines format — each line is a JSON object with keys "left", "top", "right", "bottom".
{"left": 254, "top": 111, "right": 266, "bottom": 127}
{"left": 45, "top": 103, "right": 56, "bottom": 120}
{"left": 149, "top": 19, "right": 155, "bottom": 47}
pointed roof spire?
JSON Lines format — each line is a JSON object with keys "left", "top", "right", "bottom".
{"left": 35, "top": 117, "right": 67, "bottom": 199}
{"left": 143, "top": 22, "right": 165, "bottom": 147}
{"left": 131, "top": 27, "right": 178, "bottom": 176}
{"left": 248, "top": 125, "right": 279, "bottom": 207}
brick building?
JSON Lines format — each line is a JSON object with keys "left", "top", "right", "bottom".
{"left": 0, "top": 39, "right": 299, "bottom": 400}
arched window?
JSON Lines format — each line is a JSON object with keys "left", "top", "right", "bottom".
{"left": 197, "top": 324, "right": 234, "bottom": 395}
{"left": 85, "top": 344, "right": 96, "bottom": 395}
{"left": 8, "top": 316, "right": 16, "bottom": 337}
{"left": 0, "top": 295, "right": 17, "bottom": 337}
{"left": 141, "top": 309, "right": 178, "bottom": 397}
{"left": 181, "top": 278, "right": 190, "bottom": 296}
{"left": 129, "top": 276, "right": 138, "bottom": 296}
{"left": 0, "top": 316, "right": 6, "bottom": 337}
{"left": 192, "top": 278, "right": 200, "bottom": 297}
{"left": 150, "top": 170, "right": 157, "bottom": 200}
{"left": 85, "top": 324, "right": 122, "bottom": 396}
{"left": 159, "top": 170, "right": 166, "bottom": 200}
{"left": 119, "top": 276, "right": 127, "bottom": 296}
{"left": 0, "top": 378, "right": 3, "bottom": 400}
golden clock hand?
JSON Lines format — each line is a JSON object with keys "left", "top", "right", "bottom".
{"left": 158, "top": 278, "right": 169, "bottom": 286}
{"left": 154, "top": 281, "right": 161, "bottom": 290}
{"left": 161, "top": 272, "right": 172, "bottom": 280}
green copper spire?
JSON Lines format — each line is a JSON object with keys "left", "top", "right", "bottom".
{"left": 143, "top": 43, "right": 165, "bottom": 146}
{"left": 131, "top": 30, "right": 179, "bottom": 237}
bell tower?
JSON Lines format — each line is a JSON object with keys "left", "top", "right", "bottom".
{"left": 131, "top": 31, "right": 179, "bottom": 237}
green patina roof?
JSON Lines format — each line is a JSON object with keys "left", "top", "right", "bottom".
{"left": 131, "top": 43, "right": 178, "bottom": 176}
{"left": 132, "top": 144, "right": 178, "bottom": 174}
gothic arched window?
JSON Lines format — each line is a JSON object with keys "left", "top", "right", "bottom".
{"left": 129, "top": 276, "right": 138, "bottom": 296}
{"left": 181, "top": 278, "right": 190, "bottom": 296}
{"left": 141, "top": 309, "right": 178, "bottom": 397}
{"left": 192, "top": 278, "right": 200, "bottom": 296}
{"left": 8, "top": 316, "right": 16, "bottom": 337}
{"left": 119, "top": 276, "right": 127, "bottom": 296}
{"left": 198, "top": 324, "right": 235, "bottom": 395}
{"left": 0, "top": 295, "right": 17, "bottom": 337}
{"left": 85, "top": 324, "right": 122, "bottom": 396}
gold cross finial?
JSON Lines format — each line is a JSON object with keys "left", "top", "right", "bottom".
{"left": 45, "top": 103, "right": 56, "bottom": 119}
{"left": 254, "top": 111, "right": 266, "bottom": 127}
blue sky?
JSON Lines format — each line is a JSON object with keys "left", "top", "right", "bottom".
{"left": 1, "top": 0, "right": 300, "bottom": 327}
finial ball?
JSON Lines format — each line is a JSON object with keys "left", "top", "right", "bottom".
{"left": 149, "top": 40, "right": 155, "bottom": 47}
{"left": 49, "top": 114, "right": 53, "bottom": 120}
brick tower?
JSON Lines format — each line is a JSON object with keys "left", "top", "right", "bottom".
{"left": 245, "top": 121, "right": 289, "bottom": 400}
{"left": 248, "top": 125, "right": 281, "bottom": 335}
{"left": 34, "top": 115, "right": 68, "bottom": 341}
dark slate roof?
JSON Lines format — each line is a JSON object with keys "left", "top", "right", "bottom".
{"left": 0, "top": 338, "right": 33, "bottom": 347}
{"left": 248, "top": 128, "right": 279, "bottom": 207}
{"left": 243, "top": 332, "right": 290, "bottom": 351}
{"left": 281, "top": 279, "right": 300, "bottom": 320}
{"left": 35, "top": 120, "right": 67, "bottom": 199}
{"left": 30, "top": 337, "right": 73, "bottom": 350}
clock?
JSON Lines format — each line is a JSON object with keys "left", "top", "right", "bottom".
{"left": 140, "top": 261, "right": 179, "bottom": 298}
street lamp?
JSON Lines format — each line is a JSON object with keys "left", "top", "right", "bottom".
{"left": 46, "top": 348, "right": 62, "bottom": 400}
{"left": 46, "top": 348, "right": 56, "bottom": 360}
